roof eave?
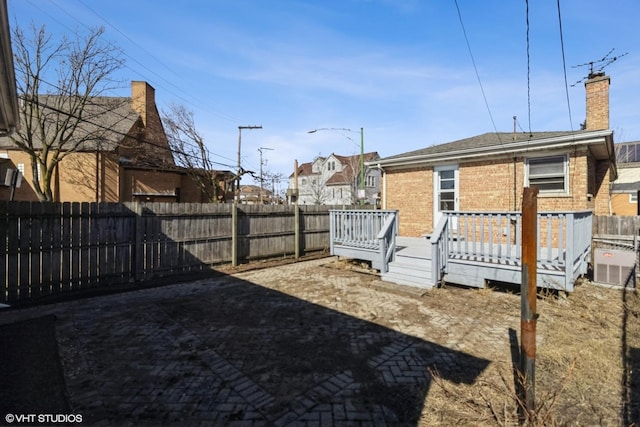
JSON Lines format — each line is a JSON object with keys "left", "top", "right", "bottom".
{"left": 368, "top": 130, "right": 614, "bottom": 169}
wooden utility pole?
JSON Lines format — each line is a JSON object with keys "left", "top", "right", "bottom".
{"left": 519, "top": 187, "right": 538, "bottom": 423}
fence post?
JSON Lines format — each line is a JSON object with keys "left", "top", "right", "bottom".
{"left": 294, "top": 205, "right": 300, "bottom": 259}
{"left": 133, "top": 202, "right": 144, "bottom": 281}
{"left": 519, "top": 187, "right": 538, "bottom": 423}
{"left": 232, "top": 202, "right": 238, "bottom": 266}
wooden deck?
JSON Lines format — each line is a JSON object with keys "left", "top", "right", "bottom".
{"left": 330, "top": 209, "right": 592, "bottom": 292}
{"left": 384, "top": 237, "right": 575, "bottom": 290}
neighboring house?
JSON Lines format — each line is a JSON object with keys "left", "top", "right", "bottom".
{"left": 611, "top": 140, "right": 640, "bottom": 215}
{"left": 238, "top": 184, "right": 274, "bottom": 204}
{"left": 288, "top": 152, "right": 381, "bottom": 205}
{"left": 370, "top": 72, "right": 617, "bottom": 237}
{"left": 0, "top": 81, "right": 235, "bottom": 203}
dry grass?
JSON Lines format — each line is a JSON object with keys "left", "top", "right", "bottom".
{"left": 415, "top": 281, "right": 639, "bottom": 426}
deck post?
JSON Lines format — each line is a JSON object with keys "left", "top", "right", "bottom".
{"left": 519, "top": 187, "right": 538, "bottom": 423}
{"left": 565, "top": 212, "right": 575, "bottom": 291}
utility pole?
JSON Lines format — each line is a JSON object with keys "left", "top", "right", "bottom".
{"left": 236, "top": 125, "right": 262, "bottom": 203}
{"left": 258, "top": 147, "right": 273, "bottom": 204}
{"left": 519, "top": 187, "right": 538, "bottom": 423}
{"left": 233, "top": 125, "right": 262, "bottom": 267}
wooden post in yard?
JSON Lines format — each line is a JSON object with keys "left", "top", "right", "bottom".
{"left": 519, "top": 187, "right": 538, "bottom": 423}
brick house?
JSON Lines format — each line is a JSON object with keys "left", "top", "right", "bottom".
{"left": 370, "top": 73, "right": 617, "bottom": 237}
{"left": 0, "top": 81, "right": 235, "bottom": 202}
{"left": 288, "top": 152, "right": 381, "bottom": 205}
{"left": 610, "top": 140, "right": 640, "bottom": 215}
{"left": 238, "top": 184, "right": 275, "bottom": 204}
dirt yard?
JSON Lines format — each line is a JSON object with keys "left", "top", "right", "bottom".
{"left": 0, "top": 255, "right": 638, "bottom": 426}
{"left": 243, "top": 258, "right": 640, "bottom": 426}
{"left": 352, "top": 262, "right": 639, "bottom": 426}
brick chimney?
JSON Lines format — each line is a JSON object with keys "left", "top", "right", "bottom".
{"left": 128, "top": 81, "right": 176, "bottom": 167}
{"left": 131, "top": 81, "right": 156, "bottom": 127}
{"left": 584, "top": 72, "right": 610, "bottom": 130}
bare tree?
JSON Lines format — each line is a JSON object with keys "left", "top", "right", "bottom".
{"left": 308, "top": 173, "right": 329, "bottom": 205}
{"left": 162, "top": 103, "right": 233, "bottom": 202}
{"left": 254, "top": 169, "right": 286, "bottom": 204}
{"left": 10, "top": 23, "right": 126, "bottom": 201}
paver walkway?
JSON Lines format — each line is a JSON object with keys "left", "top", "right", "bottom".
{"left": 0, "top": 258, "right": 516, "bottom": 426}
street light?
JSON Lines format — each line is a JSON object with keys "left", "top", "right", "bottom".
{"left": 236, "top": 125, "right": 262, "bottom": 203}
{"left": 308, "top": 127, "right": 365, "bottom": 204}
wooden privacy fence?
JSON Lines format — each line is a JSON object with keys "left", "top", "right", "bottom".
{"left": 593, "top": 215, "right": 640, "bottom": 237}
{"left": 0, "top": 202, "right": 341, "bottom": 304}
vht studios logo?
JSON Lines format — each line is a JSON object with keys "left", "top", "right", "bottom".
{"left": 5, "top": 413, "right": 83, "bottom": 424}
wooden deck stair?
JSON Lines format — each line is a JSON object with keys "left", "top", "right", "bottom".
{"left": 381, "top": 237, "right": 436, "bottom": 289}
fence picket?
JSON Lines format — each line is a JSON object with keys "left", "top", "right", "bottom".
{"left": 29, "top": 202, "right": 43, "bottom": 298}
{"left": 6, "top": 202, "right": 19, "bottom": 301}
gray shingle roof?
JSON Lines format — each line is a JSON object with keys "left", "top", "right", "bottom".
{"left": 0, "top": 95, "right": 139, "bottom": 151}
{"left": 380, "top": 131, "right": 590, "bottom": 161}
{"left": 611, "top": 181, "right": 640, "bottom": 192}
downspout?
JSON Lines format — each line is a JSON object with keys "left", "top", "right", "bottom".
{"left": 374, "top": 163, "right": 385, "bottom": 209}
{"left": 513, "top": 156, "right": 517, "bottom": 211}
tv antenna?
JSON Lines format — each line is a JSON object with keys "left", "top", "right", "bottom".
{"left": 571, "top": 48, "right": 628, "bottom": 86}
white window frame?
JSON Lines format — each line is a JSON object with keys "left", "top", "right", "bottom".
{"left": 630, "top": 193, "right": 638, "bottom": 203}
{"left": 525, "top": 154, "right": 569, "bottom": 194}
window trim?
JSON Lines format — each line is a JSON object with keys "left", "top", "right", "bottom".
{"left": 524, "top": 154, "right": 569, "bottom": 194}
{"left": 630, "top": 193, "right": 638, "bottom": 204}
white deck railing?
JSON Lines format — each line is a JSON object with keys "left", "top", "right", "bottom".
{"left": 329, "top": 209, "right": 398, "bottom": 272}
{"left": 430, "top": 210, "right": 592, "bottom": 288}
{"left": 330, "top": 209, "right": 592, "bottom": 290}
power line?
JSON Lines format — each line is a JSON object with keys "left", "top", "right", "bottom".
{"left": 525, "top": 0, "right": 532, "bottom": 135}
{"left": 29, "top": 0, "right": 246, "bottom": 126}
{"left": 11, "top": 2, "right": 260, "bottom": 172}
{"left": 453, "top": 0, "right": 504, "bottom": 147}
{"left": 16, "top": 92, "right": 238, "bottom": 171}
{"left": 556, "top": 0, "right": 574, "bottom": 132}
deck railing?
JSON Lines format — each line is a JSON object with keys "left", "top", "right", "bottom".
{"left": 430, "top": 215, "right": 450, "bottom": 285}
{"left": 376, "top": 214, "right": 398, "bottom": 273}
{"left": 433, "top": 210, "right": 592, "bottom": 288}
{"left": 329, "top": 209, "right": 398, "bottom": 272}
{"left": 330, "top": 209, "right": 592, "bottom": 290}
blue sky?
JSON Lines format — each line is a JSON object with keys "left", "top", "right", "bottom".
{"left": 8, "top": 0, "right": 640, "bottom": 191}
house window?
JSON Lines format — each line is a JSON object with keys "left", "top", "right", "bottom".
{"left": 525, "top": 155, "right": 568, "bottom": 193}
{"left": 630, "top": 193, "right": 638, "bottom": 204}
{"left": 17, "top": 163, "right": 24, "bottom": 175}
{"left": 366, "top": 176, "right": 375, "bottom": 187}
